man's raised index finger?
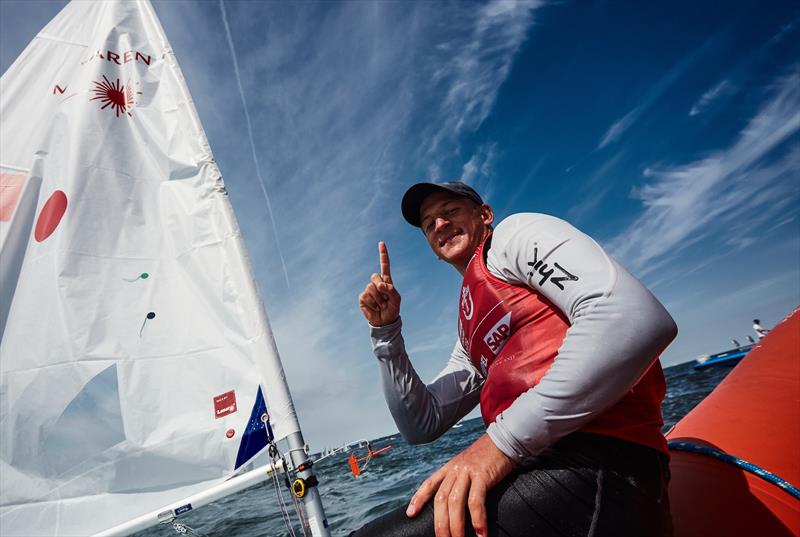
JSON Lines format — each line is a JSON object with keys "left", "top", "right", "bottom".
{"left": 378, "top": 241, "right": 392, "bottom": 280}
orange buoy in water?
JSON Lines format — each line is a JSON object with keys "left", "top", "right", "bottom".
{"left": 667, "top": 308, "right": 800, "bottom": 536}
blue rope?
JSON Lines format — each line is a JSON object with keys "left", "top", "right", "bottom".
{"left": 668, "top": 441, "right": 800, "bottom": 500}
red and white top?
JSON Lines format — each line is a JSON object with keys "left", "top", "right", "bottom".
{"left": 370, "top": 213, "right": 677, "bottom": 462}
{"left": 460, "top": 235, "right": 667, "bottom": 454}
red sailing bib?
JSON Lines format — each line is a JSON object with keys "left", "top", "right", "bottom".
{"left": 459, "top": 236, "right": 668, "bottom": 454}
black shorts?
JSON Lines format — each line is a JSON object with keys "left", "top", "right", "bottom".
{"left": 349, "top": 433, "right": 673, "bottom": 537}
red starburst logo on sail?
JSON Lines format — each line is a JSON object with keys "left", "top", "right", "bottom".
{"left": 90, "top": 75, "right": 142, "bottom": 117}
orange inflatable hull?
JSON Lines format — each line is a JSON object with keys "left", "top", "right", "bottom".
{"left": 667, "top": 309, "right": 800, "bottom": 536}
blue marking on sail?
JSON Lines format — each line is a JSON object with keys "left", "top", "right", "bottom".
{"left": 234, "top": 386, "right": 273, "bottom": 470}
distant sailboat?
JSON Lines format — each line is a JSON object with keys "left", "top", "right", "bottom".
{"left": 0, "top": 1, "right": 329, "bottom": 535}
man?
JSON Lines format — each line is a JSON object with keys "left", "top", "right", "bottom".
{"left": 354, "top": 182, "right": 677, "bottom": 537}
{"left": 753, "top": 319, "right": 769, "bottom": 340}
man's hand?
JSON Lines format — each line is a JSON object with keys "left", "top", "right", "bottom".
{"left": 359, "top": 242, "right": 401, "bottom": 326}
{"left": 406, "top": 434, "right": 515, "bottom": 537}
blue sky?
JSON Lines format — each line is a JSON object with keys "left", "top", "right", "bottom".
{"left": 2, "top": 0, "right": 798, "bottom": 449}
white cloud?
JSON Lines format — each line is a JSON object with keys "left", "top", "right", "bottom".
{"left": 459, "top": 142, "right": 498, "bottom": 202}
{"left": 608, "top": 69, "right": 800, "bottom": 275}
{"left": 423, "top": 0, "right": 542, "bottom": 156}
{"left": 689, "top": 79, "right": 733, "bottom": 116}
{"left": 596, "top": 35, "right": 721, "bottom": 150}
{"left": 765, "top": 214, "right": 797, "bottom": 234}
{"left": 565, "top": 153, "right": 625, "bottom": 223}
{"left": 597, "top": 107, "right": 641, "bottom": 149}
{"left": 460, "top": 144, "right": 496, "bottom": 184}
{"left": 765, "top": 18, "right": 798, "bottom": 47}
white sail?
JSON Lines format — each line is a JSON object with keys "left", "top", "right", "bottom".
{"left": 0, "top": 1, "right": 310, "bottom": 535}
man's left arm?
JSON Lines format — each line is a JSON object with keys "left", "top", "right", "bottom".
{"left": 485, "top": 213, "right": 678, "bottom": 462}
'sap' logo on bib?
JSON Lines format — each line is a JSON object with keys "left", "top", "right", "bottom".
{"left": 484, "top": 312, "right": 512, "bottom": 355}
{"left": 461, "top": 286, "right": 474, "bottom": 320}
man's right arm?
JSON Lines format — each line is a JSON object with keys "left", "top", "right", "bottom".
{"left": 371, "top": 317, "right": 482, "bottom": 444}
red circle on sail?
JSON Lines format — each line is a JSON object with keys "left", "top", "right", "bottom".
{"left": 34, "top": 190, "right": 67, "bottom": 242}
{"left": 226, "top": 428, "right": 235, "bottom": 439}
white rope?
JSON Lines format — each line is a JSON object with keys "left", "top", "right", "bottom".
{"left": 290, "top": 487, "right": 310, "bottom": 537}
{"left": 268, "top": 453, "right": 297, "bottom": 537}
{"left": 259, "top": 409, "right": 311, "bottom": 537}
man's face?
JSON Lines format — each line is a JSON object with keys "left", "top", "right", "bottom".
{"left": 419, "top": 191, "right": 494, "bottom": 272}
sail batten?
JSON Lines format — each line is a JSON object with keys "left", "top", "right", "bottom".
{"left": 0, "top": 1, "right": 317, "bottom": 535}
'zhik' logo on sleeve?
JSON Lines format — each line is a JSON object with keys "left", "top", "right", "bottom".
{"left": 484, "top": 312, "right": 512, "bottom": 355}
{"left": 527, "top": 244, "right": 579, "bottom": 290}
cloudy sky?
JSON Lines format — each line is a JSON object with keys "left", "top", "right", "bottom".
{"left": 2, "top": 0, "right": 798, "bottom": 450}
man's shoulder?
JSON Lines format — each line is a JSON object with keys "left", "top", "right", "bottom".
{"left": 493, "top": 213, "right": 570, "bottom": 240}
{"left": 496, "top": 212, "right": 557, "bottom": 227}
{"left": 488, "top": 214, "right": 563, "bottom": 270}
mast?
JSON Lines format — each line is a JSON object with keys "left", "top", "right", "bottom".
{"left": 286, "top": 432, "right": 330, "bottom": 536}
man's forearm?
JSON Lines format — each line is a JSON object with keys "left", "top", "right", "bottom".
{"left": 371, "top": 318, "right": 481, "bottom": 443}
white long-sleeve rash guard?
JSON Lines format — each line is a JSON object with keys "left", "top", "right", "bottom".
{"left": 369, "top": 213, "right": 677, "bottom": 463}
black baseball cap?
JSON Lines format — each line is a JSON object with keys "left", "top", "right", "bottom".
{"left": 401, "top": 181, "right": 484, "bottom": 227}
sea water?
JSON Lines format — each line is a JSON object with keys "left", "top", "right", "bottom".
{"left": 138, "top": 361, "right": 734, "bottom": 537}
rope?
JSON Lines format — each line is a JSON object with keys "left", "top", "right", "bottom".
{"left": 290, "top": 484, "right": 310, "bottom": 536}
{"left": 360, "top": 455, "right": 372, "bottom": 472}
{"left": 158, "top": 415, "right": 306, "bottom": 537}
{"left": 668, "top": 441, "right": 800, "bottom": 499}
{"left": 268, "top": 450, "right": 297, "bottom": 537}
{"left": 258, "top": 409, "right": 310, "bottom": 536}
{"left": 263, "top": 425, "right": 308, "bottom": 535}
{"left": 279, "top": 448, "right": 309, "bottom": 537}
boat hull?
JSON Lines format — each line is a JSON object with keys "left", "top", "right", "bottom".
{"left": 667, "top": 309, "right": 800, "bottom": 536}
{"left": 692, "top": 346, "right": 752, "bottom": 370}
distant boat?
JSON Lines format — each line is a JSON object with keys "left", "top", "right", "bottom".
{"left": 347, "top": 442, "right": 392, "bottom": 477}
{"left": 693, "top": 344, "right": 755, "bottom": 370}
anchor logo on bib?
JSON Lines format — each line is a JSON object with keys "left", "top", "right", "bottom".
{"left": 461, "top": 285, "right": 474, "bottom": 320}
